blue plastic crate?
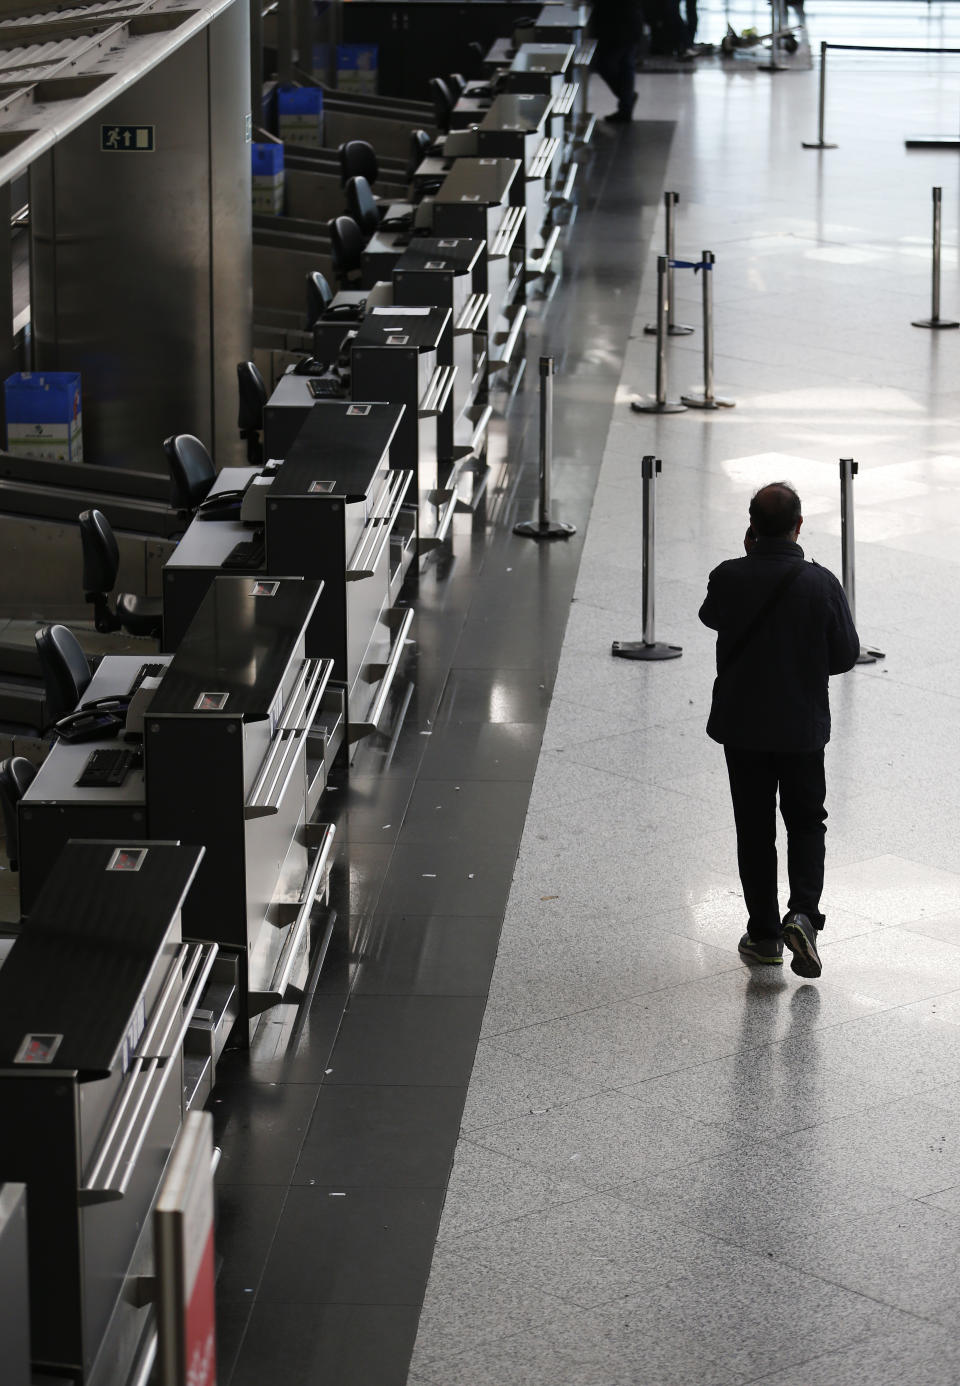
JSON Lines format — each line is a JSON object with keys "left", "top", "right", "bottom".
{"left": 251, "top": 142, "right": 284, "bottom": 176}
{"left": 4, "top": 372, "right": 83, "bottom": 461}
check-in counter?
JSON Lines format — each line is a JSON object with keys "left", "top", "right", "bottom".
{"left": 146, "top": 576, "right": 339, "bottom": 1034}
{"left": 360, "top": 216, "right": 418, "bottom": 290}
{"left": 432, "top": 158, "right": 526, "bottom": 378}
{"left": 0, "top": 1184, "right": 29, "bottom": 1386}
{"left": 0, "top": 839, "right": 213, "bottom": 1383}
{"left": 393, "top": 236, "right": 493, "bottom": 464}
{"left": 351, "top": 305, "right": 454, "bottom": 543}
{"left": 476, "top": 94, "right": 561, "bottom": 272}
{"left": 500, "top": 43, "right": 580, "bottom": 177}
{"left": 533, "top": 1, "right": 590, "bottom": 45}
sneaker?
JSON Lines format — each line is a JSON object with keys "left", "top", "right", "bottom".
{"left": 738, "top": 932, "right": 784, "bottom": 966}
{"left": 782, "top": 911, "right": 822, "bottom": 978}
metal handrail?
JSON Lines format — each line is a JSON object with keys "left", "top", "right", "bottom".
{"left": 490, "top": 205, "right": 526, "bottom": 259}
{"left": 455, "top": 292, "right": 491, "bottom": 333}
{"left": 419, "top": 364, "right": 457, "bottom": 416}
{"left": 267, "top": 823, "right": 336, "bottom": 1003}
{"left": 347, "top": 469, "right": 406, "bottom": 574}
{"left": 348, "top": 471, "right": 413, "bottom": 579}
{"left": 349, "top": 606, "right": 415, "bottom": 741}
{"left": 529, "top": 137, "right": 561, "bottom": 181}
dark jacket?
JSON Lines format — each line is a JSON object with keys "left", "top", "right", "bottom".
{"left": 592, "top": 0, "right": 644, "bottom": 43}
{"left": 699, "top": 538, "right": 860, "bottom": 752}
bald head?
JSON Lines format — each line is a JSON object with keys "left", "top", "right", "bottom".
{"left": 749, "top": 483, "right": 802, "bottom": 540}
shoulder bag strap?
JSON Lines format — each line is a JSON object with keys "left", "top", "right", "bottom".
{"left": 718, "top": 560, "right": 806, "bottom": 677}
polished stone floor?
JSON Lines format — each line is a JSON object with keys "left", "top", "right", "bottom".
{"left": 407, "top": 16, "right": 960, "bottom": 1386}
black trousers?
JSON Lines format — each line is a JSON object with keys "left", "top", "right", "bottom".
{"left": 593, "top": 42, "right": 637, "bottom": 113}
{"left": 723, "top": 746, "right": 827, "bottom": 939}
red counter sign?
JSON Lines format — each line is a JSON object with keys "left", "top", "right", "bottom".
{"left": 155, "top": 1111, "right": 217, "bottom": 1386}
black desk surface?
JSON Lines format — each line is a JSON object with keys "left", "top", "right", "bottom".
{"left": 433, "top": 157, "right": 519, "bottom": 206}
{"left": 394, "top": 237, "right": 485, "bottom": 275}
{"left": 150, "top": 575, "right": 322, "bottom": 720}
{"left": 271, "top": 401, "right": 403, "bottom": 503}
{"left": 0, "top": 841, "right": 203, "bottom": 1076}
{"left": 353, "top": 305, "right": 451, "bottom": 351}
{"left": 480, "top": 93, "right": 552, "bottom": 133}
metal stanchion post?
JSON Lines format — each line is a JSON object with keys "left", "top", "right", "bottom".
{"left": 514, "top": 356, "right": 577, "bottom": 540}
{"left": 681, "top": 252, "right": 735, "bottom": 409}
{"left": 645, "top": 193, "right": 694, "bottom": 337}
{"left": 631, "top": 257, "right": 687, "bottom": 415}
{"left": 912, "top": 187, "right": 959, "bottom": 329}
{"left": 803, "top": 42, "right": 838, "bottom": 148}
{"left": 839, "top": 457, "right": 884, "bottom": 664}
{"left": 612, "top": 456, "right": 682, "bottom": 662}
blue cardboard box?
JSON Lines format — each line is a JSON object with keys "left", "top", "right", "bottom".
{"left": 252, "top": 141, "right": 285, "bottom": 213}
{"left": 277, "top": 85, "right": 324, "bottom": 148}
{"left": 4, "top": 372, "right": 83, "bottom": 461}
{"left": 337, "top": 43, "right": 378, "bottom": 94}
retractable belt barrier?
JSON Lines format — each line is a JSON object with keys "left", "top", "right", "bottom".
{"left": 804, "top": 40, "right": 960, "bottom": 150}
{"left": 913, "top": 187, "right": 959, "bottom": 330}
{"left": 514, "top": 356, "right": 576, "bottom": 540}
{"left": 611, "top": 455, "right": 682, "bottom": 663}
{"left": 840, "top": 457, "right": 885, "bottom": 665}
{"left": 632, "top": 252, "right": 734, "bottom": 414}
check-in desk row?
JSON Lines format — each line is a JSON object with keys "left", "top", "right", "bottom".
{"left": 19, "top": 577, "right": 341, "bottom": 1049}
{"left": 0, "top": 841, "right": 215, "bottom": 1384}
{"left": 164, "top": 401, "right": 414, "bottom": 737}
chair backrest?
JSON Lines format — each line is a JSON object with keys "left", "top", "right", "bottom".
{"left": 162, "top": 433, "right": 216, "bottom": 511}
{"left": 34, "top": 623, "right": 92, "bottom": 728}
{"left": 330, "top": 216, "right": 365, "bottom": 284}
{"left": 465, "top": 40, "right": 485, "bottom": 78}
{"left": 345, "top": 175, "right": 380, "bottom": 239}
{"left": 407, "top": 128, "right": 432, "bottom": 179}
{"left": 446, "top": 72, "right": 466, "bottom": 101}
{"left": 306, "top": 270, "right": 334, "bottom": 327}
{"left": 236, "top": 361, "right": 267, "bottom": 432}
{"left": 428, "top": 77, "right": 454, "bottom": 133}
{"left": 338, "top": 139, "right": 378, "bottom": 188}
{"left": 0, "top": 755, "right": 37, "bottom": 871}
{"left": 79, "top": 507, "right": 119, "bottom": 596}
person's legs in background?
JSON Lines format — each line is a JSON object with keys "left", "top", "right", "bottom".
{"left": 724, "top": 747, "right": 782, "bottom": 939}
{"left": 777, "top": 749, "right": 828, "bottom": 929}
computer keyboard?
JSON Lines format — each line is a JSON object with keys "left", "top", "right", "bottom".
{"left": 222, "top": 534, "right": 266, "bottom": 570}
{"left": 127, "top": 662, "right": 166, "bottom": 697}
{"left": 75, "top": 746, "right": 141, "bottom": 788}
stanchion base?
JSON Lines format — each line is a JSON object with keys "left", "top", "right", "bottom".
{"left": 611, "top": 639, "right": 683, "bottom": 661}
{"left": 911, "top": 317, "right": 960, "bottom": 330}
{"left": 643, "top": 323, "right": 695, "bottom": 336}
{"left": 680, "top": 392, "right": 736, "bottom": 409}
{"left": 801, "top": 140, "right": 837, "bottom": 149}
{"left": 905, "top": 135, "right": 960, "bottom": 148}
{"left": 856, "top": 644, "right": 885, "bottom": 665}
{"left": 630, "top": 397, "right": 688, "bottom": 414}
{"left": 513, "top": 518, "right": 577, "bottom": 540}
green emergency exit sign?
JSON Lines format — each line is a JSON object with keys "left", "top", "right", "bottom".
{"left": 100, "top": 125, "right": 155, "bottom": 152}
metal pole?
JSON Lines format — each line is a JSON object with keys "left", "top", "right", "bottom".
{"left": 631, "top": 258, "right": 687, "bottom": 414}
{"left": 682, "top": 252, "right": 735, "bottom": 409}
{"left": 803, "top": 43, "right": 838, "bottom": 148}
{"left": 839, "top": 457, "right": 885, "bottom": 663}
{"left": 913, "top": 187, "right": 958, "bottom": 328}
{"left": 612, "top": 457, "right": 682, "bottom": 661}
{"left": 645, "top": 194, "right": 693, "bottom": 336}
{"left": 539, "top": 355, "right": 553, "bottom": 527}
{"left": 514, "top": 357, "right": 576, "bottom": 539}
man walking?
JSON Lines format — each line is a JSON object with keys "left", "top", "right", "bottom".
{"left": 698, "top": 483, "right": 860, "bottom": 978}
{"left": 592, "top": 0, "right": 643, "bottom": 123}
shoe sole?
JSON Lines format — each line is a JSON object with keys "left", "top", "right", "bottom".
{"left": 738, "top": 945, "right": 783, "bottom": 966}
{"left": 783, "top": 924, "right": 822, "bottom": 978}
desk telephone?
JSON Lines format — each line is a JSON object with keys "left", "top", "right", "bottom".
{"left": 53, "top": 663, "right": 166, "bottom": 743}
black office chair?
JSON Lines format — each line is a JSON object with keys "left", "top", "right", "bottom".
{"left": 338, "top": 139, "right": 378, "bottom": 188}
{"left": 163, "top": 433, "right": 216, "bottom": 513}
{"left": 465, "top": 41, "right": 486, "bottom": 79}
{"left": 345, "top": 175, "right": 381, "bottom": 240}
{"left": 330, "top": 215, "right": 365, "bottom": 288}
{"left": 446, "top": 72, "right": 466, "bottom": 102}
{"left": 34, "top": 623, "right": 92, "bottom": 729}
{"left": 0, "top": 756, "right": 36, "bottom": 872}
{"left": 237, "top": 361, "right": 267, "bottom": 466}
{"left": 306, "top": 270, "right": 334, "bottom": 328}
{"left": 429, "top": 77, "right": 454, "bottom": 134}
{"left": 407, "top": 128, "right": 433, "bottom": 180}
{"left": 79, "top": 509, "right": 163, "bottom": 639}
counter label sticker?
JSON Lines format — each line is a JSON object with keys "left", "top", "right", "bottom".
{"left": 107, "top": 847, "right": 148, "bottom": 872}
{"left": 425, "top": 261, "right": 447, "bottom": 270}
{"left": 437, "top": 239, "right": 459, "bottom": 247}
{"left": 14, "top": 1033, "right": 63, "bottom": 1065}
{"left": 250, "top": 582, "right": 278, "bottom": 599}
{"left": 386, "top": 334, "right": 409, "bottom": 345}
{"left": 478, "top": 158, "right": 498, "bottom": 165}
{"left": 460, "top": 194, "right": 481, "bottom": 202}
{"left": 194, "top": 691, "right": 230, "bottom": 710}
{"left": 309, "top": 480, "right": 336, "bottom": 494}
{"left": 347, "top": 404, "right": 371, "bottom": 416}
{"left": 101, "top": 124, "right": 155, "bottom": 152}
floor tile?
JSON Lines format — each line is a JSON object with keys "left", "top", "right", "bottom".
{"left": 324, "top": 995, "right": 488, "bottom": 1086}
{"left": 230, "top": 1302, "right": 421, "bottom": 1386}
{"left": 350, "top": 913, "right": 503, "bottom": 996}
